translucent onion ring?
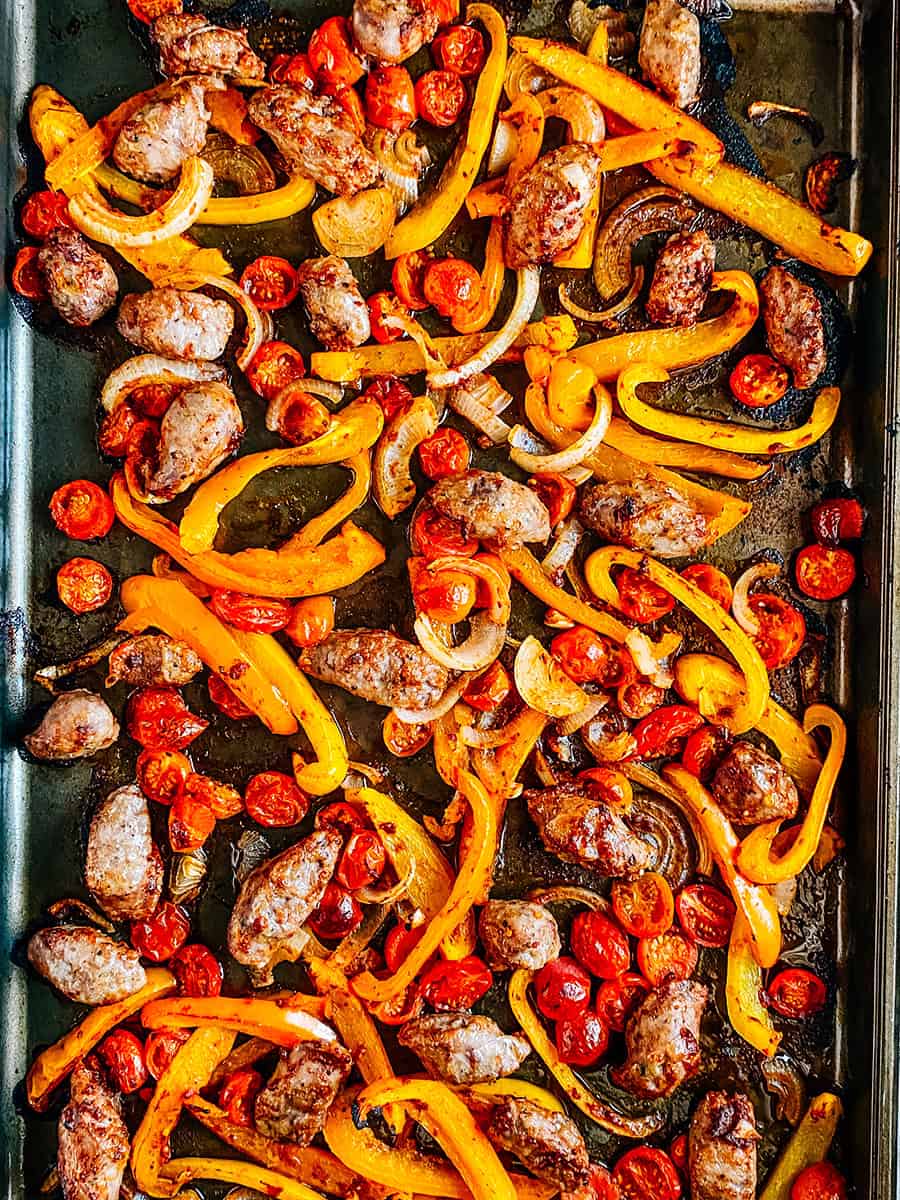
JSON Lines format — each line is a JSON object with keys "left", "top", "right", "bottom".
{"left": 101, "top": 355, "right": 226, "bottom": 412}
{"left": 557, "top": 269, "right": 644, "bottom": 324}
{"left": 622, "top": 762, "right": 715, "bottom": 877}
{"left": 69, "top": 156, "right": 214, "bottom": 247}
{"left": 732, "top": 560, "right": 781, "bottom": 635}
{"left": 509, "top": 385, "right": 611, "bottom": 474}
{"left": 373, "top": 396, "right": 438, "bottom": 519}
{"left": 415, "top": 611, "right": 507, "bottom": 673}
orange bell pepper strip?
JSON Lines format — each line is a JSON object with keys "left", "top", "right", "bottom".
{"left": 500, "top": 544, "right": 633, "bottom": 642}
{"left": 466, "top": 178, "right": 507, "bottom": 219}
{"left": 596, "top": 130, "right": 682, "bottom": 171}
{"left": 737, "top": 704, "right": 846, "bottom": 884}
{"left": 279, "top": 453, "right": 371, "bottom": 550}
{"left": 508, "top": 969, "right": 665, "bottom": 1137}
{"left": 141, "top": 996, "right": 333, "bottom": 1047}
{"left": 159, "top": 1157, "right": 324, "bottom": 1200}
{"left": 661, "top": 764, "right": 782, "bottom": 968}
{"left": 605, "top": 417, "right": 769, "bottom": 481}
{"left": 455, "top": 220, "right": 511, "bottom": 333}
{"left": 726, "top": 913, "right": 782, "bottom": 1057}
{"left": 758, "top": 1094, "right": 843, "bottom": 1200}
{"left": 471, "top": 707, "right": 548, "bottom": 800}
{"left": 206, "top": 86, "right": 259, "bottom": 144}
{"left": 27, "top": 968, "right": 175, "bottom": 1112}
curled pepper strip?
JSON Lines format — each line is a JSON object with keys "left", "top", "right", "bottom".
{"left": 758, "top": 1093, "right": 843, "bottom": 1200}
{"left": 737, "top": 705, "right": 846, "bottom": 884}
{"left": 141, "top": 996, "right": 333, "bottom": 1047}
{"left": 605, "top": 417, "right": 769, "bottom": 482}
{"left": 159, "top": 1157, "right": 324, "bottom": 1200}
{"left": 308, "top": 959, "right": 398, "bottom": 1094}
{"left": 584, "top": 547, "right": 770, "bottom": 733}
{"left": 726, "top": 913, "right": 782, "bottom": 1057}
{"left": 280, "top": 453, "right": 372, "bottom": 550}
{"left": 453, "top": 220, "right": 506, "bottom": 334}
{"left": 27, "top": 968, "right": 175, "bottom": 1112}
{"left": 618, "top": 364, "right": 841, "bottom": 455}
{"left": 508, "top": 969, "right": 665, "bottom": 1137}
{"left": 501, "top": 544, "right": 633, "bottom": 642}
{"left": 661, "top": 764, "right": 782, "bottom": 968}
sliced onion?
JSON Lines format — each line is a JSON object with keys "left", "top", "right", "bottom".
{"left": 732, "top": 561, "right": 781, "bottom": 635}
{"left": 169, "top": 847, "right": 208, "bottom": 904}
{"left": 622, "top": 762, "right": 715, "bottom": 877}
{"left": 345, "top": 759, "right": 385, "bottom": 785}
{"left": 509, "top": 386, "right": 611, "bottom": 474}
{"left": 542, "top": 517, "right": 583, "bottom": 580}
{"left": 447, "top": 381, "right": 513, "bottom": 444}
{"left": 504, "top": 52, "right": 557, "bottom": 102}
{"left": 373, "top": 395, "right": 438, "bottom": 518}
{"left": 627, "top": 792, "right": 694, "bottom": 891}
{"left": 461, "top": 704, "right": 543, "bottom": 749}
{"left": 514, "top": 636, "right": 589, "bottom": 718}
{"left": 427, "top": 555, "right": 510, "bottom": 622}
{"left": 626, "top": 629, "right": 682, "bottom": 689}
{"left": 47, "top": 897, "right": 116, "bottom": 933}
{"left": 69, "top": 156, "right": 214, "bottom": 247}
{"left": 392, "top": 669, "right": 483, "bottom": 725}
{"left": 162, "top": 271, "right": 272, "bottom": 371}
{"left": 555, "top": 692, "right": 608, "bottom": 736}
{"left": 201, "top": 130, "right": 276, "bottom": 195}
{"left": 761, "top": 1055, "right": 807, "bottom": 1126}
{"left": 593, "top": 186, "right": 697, "bottom": 301}
{"left": 312, "top": 187, "right": 396, "bottom": 258}
{"left": 388, "top": 312, "right": 448, "bottom": 376}
{"left": 367, "top": 129, "right": 430, "bottom": 214}
{"left": 558, "top": 270, "right": 643, "bottom": 323}
{"left": 415, "top": 610, "right": 506, "bottom": 672}
{"left": 34, "top": 630, "right": 128, "bottom": 693}
{"left": 526, "top": 884, "right": 609, "bottom": 912}
{"left": 265, "top": 384, "right": 334, "bottom": 441}
{"left": 101, "top": 354, "right": 226, "bottom": 412}
{"left": 327, "top": 903, "right": 390, "bottom": 973}
{"left": 507, "top": 427, "right": 591, "bottom": 483}
{"left": 581, "top": 710, "right": 637, "bottom": 763}
{"left": 487, "top": 118, "right": 519, "bottom": 177}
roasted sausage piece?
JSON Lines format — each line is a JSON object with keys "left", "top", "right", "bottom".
{"left": 646, "top": 230, "right": 715, "bottom": 327}
{"left": 398, "top": 1013, "right": 532, "bottom": 1085}
{"left": 112, "top": 80, "right": 209, "bottom": 185}
{"left": 295, "top": 256, "right": 371, "bottom": 350}
{"left": 25, "top": 690, "right": 119, "bottom": 761}
{"left": 638, "top": 0, "right": 701, "bottom": 109}
{"left": 478, "top": 900, "right": 561, "bottom": 972}
{"left": 152, "top": 14, "right": 265, "bottom": 79}
{"left": 612, "top": 979, "right": 708, "bottom": 1099}
{"left": 487, "top": 1096, "right": 591, "bottom": 1192}
{"left": 117, "top": 288, "right": 234, "bottom": 361}
{"left": 37, "top": 229, "right": 118, "bottom": 328}
{"left": 300, "top": 629, "right": 450, "bottom": 710}
{"left": 254, "top": 1039, "right": 352, "bottom": 1144}
{"left": 139, "top": 381, "right": 243, "bottom": 502}
{"left": 579, "top": 475, "right": 711, "bottom": 558}
{"left": 28, "top": 926, "right": 147, "bottom": 1005}
{"left": 58, "top": 1058, "right": 130, "bottom": 1200}
{"left": 689, "top": 1091, "right": 759, "bottom": 1200}
{"left": 760, "top": 266, "right": 827, "bottom": 390}
{"left": 504, "top": 144, "right": 603, "bottom": 268}
{"left": 85, "top": 784, "right": 164, "bottom": 922}
{"left": 710, "top": 741, "right": 800, "bottom": 825}
{"left": 227, "top": 829, "right": 343, "bottom": 985}
{"left": 351, "top": 0, "right": 439, "bottom": 63}
{"left": 106, "top": 634, "right": 203, "bottom": 689}
{"left": 525, "top": 781, "right": 654, "bottom": 878}
{"left": 428, "top": 470, "right": 551, "bottom": 548}
{"left": 247, "top": 87, "right": 380, "bottom": 197}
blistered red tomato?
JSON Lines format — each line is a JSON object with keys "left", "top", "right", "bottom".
{"left": 418, "top": 427, "right": 471, "bottom": 480}
{"left": 676, "top": 883, "right": 736, "bottom": 948}
{"left": 637, "top": 929, "right": 698, "bottom": 987}
{"left": 336, "top": 829, "right": 387, "bottom": 890}
{"left": 795, "top": 544, "right": 856, "bottom": 600}
{"left": 284, "top": 595, "right": 335, "bottom": 649}
{"left": 126, "top": 0, "right": 181, "bottom": 23}
{"left": 269, "top": 51, "right": 316, "bottom": 89}
{"left": 811, "top": 497, "right": 864, "bottom": 545}
{"left": 246, "top": 341, "right": 306, "bottom": 400}
{"left": 12, "top": 246, "right": 46, "bottom": 300}
{"left": 613, "top": 1147, "right": 682, "bottom": 1200}
{"left": 210, "top": 590, "right": 294, "bottom": 633}
{"left": 750, "top": 593, "right": 806, "bottom": 670}
{"left": 130, "top": 383, "right": 179, "bottom": 419}
{"left": 207, "top": 674, "right": 254, "bottom": 720}
{"left": 615, "top": 566, "right": 675, "bottom": 624}
{"left": 98, "top": 1029, "right": 147, "bottom": 1093}
{"left": 365, "top": 66, "right": 416, "bottom": 131}
{"left": 57, "top": 557, "right": 113, "bottom": 614}
{"left": 219, "top": 1067, "right": 264, "bottom": 1127}
{"left": 429, "top": 0, "right": 460, "bottom": 24}
{"left": 681, "top": 727, "right": 730, "bottom": 782}
{"left": 423, "top": 258, "right": 481, "bottom": 320}
{"left": 631, "top": 705, "right": 704, "bottom": 760}
{"left": 571, "top": 910, "right": 630, "bottom": 980}
{"left": 595, "top": 972, "right": 651, "bottom": 1032}
{"left": 98, "top": 404, "right": 140, "bottom": 458}
{"left": 432, "top": 24, "right": 487, "bottom": 75}
{"left": 730, "top": 353, "right": 790, "bottom": 408}
{"left": 21, "top": 190, "right": 71, "bottom": 239}
{"left": 240, "top": 255, "right": 300, "bottom": 311}
{"left": 415, "top": 70, "right": 467, "bottom": 127}
{"left": 136, "top": 748, "right": 192, "bottom": 806}
{"left": 411, "top": 504, "right": 479, "bottom": 559}
{"left": 383, "top": 711, "right": 434, "bottom": 757}
{"left": 611, "top": 872, "right": 674, "bottom": 939}
{"left": 127, "top": 687, "right": 208, "bottom": 751}
{"left": 323, "top": 82, "right": 366, "bottom": 134}
{"left": 392, "top": 250, "right": 433, "bottom": 311}
{"left": 384, "top": 923, "right": 426, "bottom": 972}
{"left": 669, "top": 1133, "right": 688, "bottom": 1173}
{"left": 680, "top": 562, "right": 733, "bottom": 610}
{"left": 583, "top": 1165, "right": 620, "bottom": 1200}
{"left": 411, "top": 562, "right": 477, "bottom": 622}
{"left": 363, "top": 376, "right": 414, "bottom": 422}
{"left": 244, "top": 771, "right": 309, "bottom": 828}
{"left": 551, "top": 626, "right": 634, "bottom": 688}
{"left": 533, "top": 956, "right": 591, "bottom": 1021}
{"left": 420, "top": 955, "right": 493, "bottom": 1010}
{"left": 180, "top": 773, "right": 243, "bottom": 820}
{"left": 169, "top": 792, "right": 217, "bottom": 852}
{"left": 131, "top": 901, "right": 191, "bottom": 962}
{"left": 767, "top": 967, "right": 827, "bottom": 1018}
{"left": 308, "top": 882, "right": 363, "bottom": 940}
{"left": 555, "top": 1009, "right": 609, "bottom": 1067}
{"left": 578, "top": 767, "right": 633, "bottom": 809}
{"left": 617, "top": 682, "right": 666, "bottom": 721}
{"left": 527, "top": 473, "right": 577, "bottom": 529}
{"left": 50, "top": 480, "right": 114, "bottom": 541}
{"left": 462, "top": 660, "right": 512, "bottom": 712}
{"left": 315, "top": 800, "right": 366, "bottom": 837}
{"left": 790, "top": 1162, "right": 847, "bottom": 1200}
{"left": 144, "top": 1028, "right": 190, "bottom": 1079}
{"left": 308, "top": 17, "right": 364, "bottom": 86}
{"left": 367, "top": 291, "right": 407, "bottom": 344}
{"left": 171, "top": 943, "right": 224, "bottom": 997}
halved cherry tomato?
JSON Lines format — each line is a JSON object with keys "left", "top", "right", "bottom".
{"left": 11, "top": 246, "right": 47, "bottom": 300}
{"left": 551, "top": 626, "right": 635, "bottom": 688}
{"left": 615, "top": 566, "right": 675, "bottom": 624}
{"left": 767, "top": 967, "right": 827, "bottom": 1018}
{"left": 219, "top": 1067, "right": 264, "bottom": 1127}
{"left": 611, "top": 872, "right": 674, "bottom": 939}
{"left": 617, "top": 682, "right": 665, "bottom": 721}
{"left": 171, "top": 943, "right": 224, "bottom": 997}
{"left": 680, "top": 562, "right": 733, "bottom": 610}
{"left": 284, "top": 596, "right": 335, "bottom": 649}
{"left": 534, "top": 956, "right": 591, "bottom": 1021}
{"left": 137, "top": 748, "right": 192, "bottom": 806}
{"left": 669, "top": 1134, "right": 688, "bottom": 1173}
{"left": 584, "top": 1166, "right": 619, "bottom": 1200}
{"left": 365, "top": 66, "right": 417, "bottom": 131}
{"left": 384, "top": 922, "right": 426, "bottom": 972}
{"left": 430, "top": 0, "right": 460, "bottom": 25}
{"left": 57, "top": 557, "right": 113, "bottom": 614}
{"left": 50, "top": 480, "right": 115, "bottom": 541}
{"left": 130, "top": 383, "right": 180, "bottom": 419}
{"left": 315, "top": 800, "right": 367, "bottom": 837}
{"left": 420, "top": 955, "right": 493, "bottom": 1010}
{"left": 98, "top": 1029, "right": 147, "bottom": 1093}
{"left": 571, "top": 910, "right": 630, "bottom": 980}
{"left": 681, "top": 727, "right": 730, "bottom": 783}
{"left": 244, "top": 771, "right": 309, "bottom": 827}
{"left": 240, "top": 256, "right": 300, "bottom": 311}
{"left": 418, "top": 427, "right": 471, "bottom": 480}
{"left": 169, "top": 792, "right": 217, "bottom": 852}
{"left": 811, "top": 497, "right": 864, "bottom": 545}
{"left": 636, "top": 929, "right": 698, "bottom": 986}
{"left": 383, "top": 711, "right": 433, "bottom": 757}
{"left": 337, "top": 829, "right": 387, "bottom": 890}
{"left": 527, "top": 473, "right": 577, "bottom": 530}
{"left": 555, "top": 1009, "right": 609, "bottom": 1067}
{"left": 207, "top": 674, "right": 254, "bottom": 720}
{"left": 181, "top": 773, "right": 243, "bottom": 820}
{"left": 595, "top": 972, "right": 651, "bottom": 1032}
{"left": 676, "top": 882, "right": 736, "bottom": 948}
{"left": 99, "top": 404, "right": 140, "bottom": 458}
{"left": 410, "top": 562, "right": 477, "bottom": 622}
{"left": 269, "top": 51, "right": 316, "bottom": 89}
{"left": 308, "top": 881, "right": 363, "bottom": 940}
{"left": 127, "top": 687, "right": 209, "bottom": 751}
{"left": 423, "top": 258, "right": 482, "bottom": 321}
{"left": 272, "top": 389, "right": 331, "bottom": 447}
{"left": 126, "top": 0, "right": 181, "bottom": 23}
{"left": 613, "top": 1147, "right": 682, "bottom": 1200}
{"left": 462, "top": 661, "right": 512, "bottom": 712}
{"left": 795, "top": 544, "right": 856, "bottom": 600}
{"left": 323, "top": 82, "right": 367, "bottom": 134}
{"left": 308, "top": 16, "right": 365, "bottom": 86}
{"left": 411, "top": 504, "right": 479, "bottom": 559}
{"left": 432, "top": 24, "right": 487, "bottom": 76}
{"left": 750, "top": 593, "right": 807, "bottom": 670}
{"left": 21, "top": 190, "right": 71, "bottom": 240}
{"left": 790, "top": 1162, "right": 847, "bottom": 1200}
{"left": 578, "top": 766, "right": 633, "bottom": 810}
{"left": 729, "top": 353, "right": 790, "bottom": 409}
{"left": 392, "top": 250, "right": 433, "bottom": 312}
{"left": 415, "top": 70, "right": 467, "bottom": 127}
{"left": 210, "top": 590, "right": 294, "bottom": 633}
{"left": 246, "top": 341, "right": 306, "bottom": 401}
{"left": 631, "top": 705, "right": 704, "bottom": 760}
{"left": 145, "top": 1029, "right": 190, "bottom": 1079}
{"left": 367, "top": 291, "right": 408, "bottom": 344}
{"left": 363, "top": 375, "right": 415, "bottom": 422}
{"left": 131, "top": 901, "right": 191, "bottom": 962}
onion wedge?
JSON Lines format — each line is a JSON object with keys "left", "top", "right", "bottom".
{"left": 373, "top": 396, "right": 438, "bottom": 518}
{"left": 101, "top": 355, "right": 226, "bottom": 413}
{"left": 312, "top": 187, "right": 396, "bottom": 258}
{"left": 415, "top": 611, "right": 506, "bottom": 672}
{"left": 513, "top": 636, "right": 589, "bottom": 717}
{"left": 510, "top": 386, "right": 611, "bottom": 473}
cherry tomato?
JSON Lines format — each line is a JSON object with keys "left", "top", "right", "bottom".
{"left": 595, "top": 972, "right": 651, "bottom": 1033}
{"left": 611, "top": 872, "right": 674, "bottom": 939}
{"left": 551, "top": 626, "right": 635, "bottom": 688}
{"left": 571, "top": 910, "right": 630, "bottom": 980}
{"left": 336, "top": 829, "right": 387, "bottom": 890}
{"left": 144, "top": 1028, "right": 190, "bottom": 1079}
{"left": 308, "top": 16, "right": 365, "bottom": 86}
{"left": 613, "top": 1147, "right": 682, "bottom": 1200}
{"left": 415, "top": 70, "right": 467, "bottom": 127}
{"left": 126, "top": 687, "right": 209, "bottom": 751}
{"left": 363, "top": 376, "right": 415, "bottom": 422}
{"left": 462, "top": 661, "right": 512, "bottom": 712}
{"left": 308, "top": 882, "right": 363, "bottom": 940}
{"left": 578, "top": 767, "right": 633, "bottom": 810}
{"left": 676, "top": 883, "right": 736, "bottom": 948}
{"left": 411, "top": 504, "right": 479, "bottom": 559}
{"left": 323, "top": 82, "right": 366, "bottom": 133}
{"left": 131, "top": 901, "right": 191, "bottom": 962}
{"left": 383, "top": 710, "right": 434, "bottom": 757}
{"left": 526, "top": 473, "right": 577, "bottom": 530}
{"left": 284, "top": 596, "right": 335, "bottom": 648}
{"left": 750, "top": 593, "right": 806, "bottom": 670}
{"left": 210, "top": 590, "right": 294, "bottom": 634}
{"left": 790, "top": 1162, "right": 847, "bottom": 1200}
{"left": 631, "top": 705, "right": 704, "bottom": 760}
{"left": 419, "top": 427, "right": 471, "bottom": 481}
{"left": 615, "top": 566, "right": 675, "bottom": 624}
{"left": 11, "top": 246, "right": 47, "bottom": 300}
{"left": 219, "top": 1067, "right": 264, "bottom": 1127}
{"left": 636, "top": 929, "right": 698, "bottom": 986}
{"left": 680, "top": 562, "right": 733, "bottom": 610}
{"left": 169, "top": 792, "right": 217, "bottom": 852}
{"left": 583, "top": 1165, "right": 620, "bottom": 1200}
{"left": 617, "top": 682, "right": 665, "bottom": 721}
{"left": 811, "top": 497, "right": 864, "bottom": 545}
{"left": 423, "top": 258, "right": 482, "bottom": 321}
{"left": 244, "top": 771, "right": 309, "bottom": 827}
{"left": 50, "top": 480, "right": 115, "bottom": 541}
{"left": 730, "top": 353, "right": 790, "bottom": 408}
{"left": 205, "top": 674, "right": 252, "bottom": 721}
{"left": 126, "top": 0, "right": 181, "bottom": 23}
{"left": 136, "top": 748, "right": 192, "bottom": 806}
{"left": 392, "top": 250, "right": 433, "bottom": 312}
{"left": 270, "top": 387, "right": 331, "bottom": 447}
{"left": 97, "top": 1029, "right": 147, "bottom": 1093}
{"left": 240, "top": 255, "right": 300, "bottom": 311}
{"left": 170, "top": 943, "right": 224, "bottom": 998}
{"left": 315, "top": 800, "right": 367, "bottom": 837}
{"left": 57, "top": 557, "right": 113, "bottom": 614}
{"left": 409, "top": 557, "right": 477, "bottom": 623}
{"left": 269, "top": 51, "right": 316, "bottom": 89}
{"left": 365, "top": 66, "right": 416, "bottom": 131}
{"left": 556, "top": 1009, "right": 609, "bottom": 1067}
{"left": 420, "top": 955, "right": 493, "bottom": 1010}
{"left": 669, "top": 1133, "right": 688, "bottom": 1173}
{"left": 795, "top": 544, "right": 856, "bottom": 600}
{"left": 181, "top": 773, "right": 243, "bottom": 820}
{"left": 430, "top": 0, "right": 460, "bottom": 24}
{"left": 21, "top": 190, "right": 71, "bottom": 240}
{"left": 533, "top": 956, "right": 591, "bottom": 1021}
{"left": 767, "top": 967, "right": 827, "bottom": 1018}
{"left": 367, "top": 291, "right": 408, "bottom": 344}
{"left": 369, "top": 983, "right": 425, "bottom": 1026}
{"left": 681, "top": 727, "right": 730, "bottom": 782}
{"left": 432, "top": 24, "right": 487, "bottom": 75}
{"left": 246, "top": 341, "right": 306, "bottom": 400}
{"left": 129, "top": 382, "right": 180, "bottom": 419}
{"left": 384, "top": 922, "right": 426, "bottom": 972}
{"left": 98, "top": 404, "right": 140, "bottom": 458}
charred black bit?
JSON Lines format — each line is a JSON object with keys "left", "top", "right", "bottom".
{"left": 805, "top": 152, "right": 857, "bottom": 216}
{"left": 746, "top": 100, "right": 825, "bottom": 147}
{"left": 678, "top": 0, "right": 732, "bottom": 20}
{"left": 34, "top": 630, "right": 127, "bottom": 693}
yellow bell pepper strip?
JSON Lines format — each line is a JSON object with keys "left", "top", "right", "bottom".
{"left": 132, "top": 1026, "right": 236, "bottom": 1198}
{"left": 159, "top": 1157, "right": 325, "bottom": 1200}
{"left": 119, "top": 575, "right": 298, "bottom": 736}
{"left": 605, "top": 417, "right": 770, "bottom": 481}
{"left": 280, "top": 453, "right": 371, "bottom": 550}
{"left": 453, "top": 221, "right": 506, "bottom": 333}
{"left": 178, "top": 400, "right": 383, "bottom": 554}
{"left": 596, "top": 130, "right": 682, "bottom": 172}
{"left": 501, "top": 544, "right": 633, "bottom": 642}
{"left": 737, "top": 705, "right": 846, "bottom": 884}
{"left": 622, "top": 762, "right": 715, "bottom": 877}
{"left": 384, "top": 4, "right": 507, "bottom": 257}
{"left": 465, "top": 179, "right": 507, "bottom": 219}
{"left": 508, "top": 969, "right": 665, "bottom": 1137}
{"left": 727, "top": 913, "right": 782, "bottom": 1057}
{"left": 472, "top": 708, "right": 548, "bottom": 799}
{"left": 547, "top": 358, "right": 598, "bottom": 430}
{"left": 356, "top": 1077, "right": 518, "bottom": 1200}
{"left": 141, "top": 996, "right": 332, "bottom": 1047}
{"left": 309, "top": 959, "right": 397, "bottom": 1085}
{"left": 27, "top": 968, "right": 175, "bottom": 1112}
{"left": 618, "top": 364, "right": 841, "bottom": 455}
{"left": 758, "top": 1093, "right": 843, "bottom": 1200}
{"left": 661, "top": 764, "right": 782, "bottom": 968}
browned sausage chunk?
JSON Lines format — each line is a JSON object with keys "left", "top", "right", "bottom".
{"left": 505, "top": 145, "right": 603, "bottom": 268}
{"left": 117, "top": 288, "right": 234, "bottom": 361}
{"left": 351, "top": 0, "right": 439, "bottom": 63}
{"left": 28, "top": 926, "right": 146, "bottom": 1005}
{"left": 247, "top": 87, "right": 380, "bottom": 197}
{"left": 487, "top": 1096, "right": 590, "bottom": 1192}
{"left": 428, "top": 470, "right": 551, "bottom": 548}
{"left": 295, "top": 256, "right": 370, "bottom": 350}
{"left": 646, "top": 230, "right": 715, "bottom": 327}
{"left": 478, "top": 900, "right": 561, "bottom": 972}
{"left": 689, "top": 1091, "right": 759, "bottom": 1200}
{"left": 25, "top": 690, "right": 119, "bottom": 760}
{"left": 85, "top": 784, "right": 164, "bottom": 922}
{"left": 525, "top": 781, "right": 654, "bottom": 878}
{"left": 152, "top": 14, "right": 265, "bottom": 79}
{"left": 301, "top": 629, "right": 450, "bottom": 710}
{"left": 227, "top": 829, "right": 343, "bottom": 985}
{"left": 106, "top": 634, "right": 203, "bottom": 689}
{"left": 112, "top": 81, "right": 209, "bottom": 185}
{"left": 254, "top": 1039, "right": 352, "bottom": 1144}
{"left": 760, "top": 266, "right": 827, "bottom": 390}
{"left": 58, "top": 1058, "right": 130, "bottom": 1200}
{"left": 38, "top": 230, "right": 117, "bottom": 328}
{"left": 710, "top": 741, "right": 800, "bottom": 825}
{"left": 638, "top": 0, "right": 701, "bottom": 109}
{"left": 579, "top": 476, "right": 711, "bottom": 558}
{"left": 137, "top": 381, "right": 243, "bottom": 502}
{"left": 398, "top": 1013, "right": 532, "bottom": 1084}
{"left": 611, "top": 979, "right": 708, "bottom": 1099}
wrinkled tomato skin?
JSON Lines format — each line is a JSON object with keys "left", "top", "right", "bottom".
{"left": 552, "top": 626, "right": 635, "bottom": 688}
{"left": 365, "top": 66, "right": 417, "bottom": 131}
{"left": 131, "top": 901, "right": 191, "bottom": 962}
{"left": 630, "top": 705, "right": 705, "bottom": 760}
{"left": 208, "top": 673, "right": 255, "bottom": 720}
{"left": 315, "top": 800, "right": 367, "bottom": 838}
{"left": 130, "top": 383, "right": 179, "bottom": 419}
{"left": 99, "top": 404, "right": 140, "bottom": 458}
{"left": 126, "top": 687, "right": 209, "bottom": 751}
{"left": 418, "top": 427, "right": 471, "bottom": 480}
{"left": 12, "top": 246, "right": 47, "bottom": 300}
{"left": 307, "top": 881, "right": 363, "bottom": 940}
{"left": 171, "top": 943, "right": 224, "bottom": 997}
{"left": 50, "top": 480, "right": 115, "bottom": 540}
{"left": 363, "top": 376, "right": 414, "bottom": 422}
{"left": 246, "top": 341, "right": 306, "bottom": 401}
{"left": 420, "top": 955, "right": 493, "bottom": 1010}
{"left": 423, "top": 258, "right": 482, "bottom": 321}
{"left": 240, "top": 255, "right": 300, "bottom": 311}
{"left": 681, "top": 726, "right": 730, "bottom": 783}
{"left": 98, "top": 1029, "right": 147, "bottom": 1093}
{"left": 811, "top": 497, "right": 864, "bottom": 545}
{"left": 415, "top": 70, "right": 467, "bottom": 127}
{"left": 617, "top": 681, "right": 666, "bottom": 721}
{"left": 180, "top": 773, "right": 243, "bottom": 820}
{"left": 269, "top": 51, "right": 316, "bottom": 89}
{"left": 613, "top": 1147, "right": 682, "bottom": 1200}
{"left": 676, "top": 883, "right": 736, "bottom": 948}
{"left": 527, "top": 473, "right": 577, "bottom": 529}
{"left": 555, "top": 1009, "right": 609, "bottom": 1067}
{"left": 729, "top": 353, "right": 790, "bottom": 409}
{"left": 367, "top": 291, "right": 408, "bottom": 344}
{"left": 392, "top": 251, "right": 433, "bottom": 311}
{"left": 794, "top": 544, "right": 856, "bottom": 601}
{"left": 595, "top": 972, "right": 651, "bottom": 1033}
{"left": 767, "top": 967, "right": 827, "bottom": 1019}
{"left": 679, "top": 562, "right": 733, "bottom": 610}
{"left": 571, "top": 910, "right": 631, "bottom": 980}
{"left": 750, "top": 593, "right": 806, "bottom": 670}
{"left": 57, "top": 557, "right": 113, "bottom": 614}
{"left": 336, "top": 829, "right": 387, "bottom": 890}
{"left": 534, "top": 956, "right": 591, "bottom": 1021}
{"left": 462, "top": 661, "right": 512, "bottom": 712}
{"left": 210, "top": 589, "right": 294, "bottom": 633}
{"left": 636, "top": 930, "right": 698, "bottom": 987}
{"left": 21, "top": 190, "right": 72, "bottom": 239}
{"left": 790, "top": 1162, "right": 847, "bottom": 1200}
{"left": 432, "top": 25, "right": 487, "bottom": 75}
{"left": 411, "top": 504, "right": 479, "bottom": 559}
{"left": 219, "top": 1067, "right": 264, "bottom": 1127}
{"left": 384, "top": 923, "right": 426, "bottom": 972}
{"left": 145, "top": 1028, "right": 191, "bottom": 1079}
{"left": 615, "top": 566, "right": 675, "bottom": 623}
{"left": 307, "top": 17, "right": 364, "bottom": 86}
{"left": 284, "top": 596, "right": 335, "bottom": 649}
{"left": 168, "top": 792, "right": 217, "bottom": 852}
{"left": 611, "top": 872, "right": 674, "bottom": 939}
{"left": 244, "top": 771, "right": 309, "bottom": 828}
{"left": 382, "top": 711, "right": 433, "bottom": 758}
{"left": 136, "top": 748, "right": 192, "bottom": 806}
{"left": 409, "top": 558, "right": 477, "bottom": 622}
